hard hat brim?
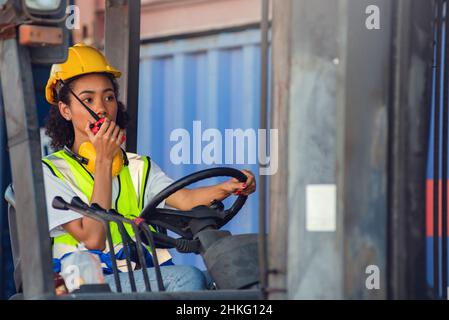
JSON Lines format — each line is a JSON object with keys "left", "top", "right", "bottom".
{"left": 45, "top": 70, "right": 121, "bottom": 105}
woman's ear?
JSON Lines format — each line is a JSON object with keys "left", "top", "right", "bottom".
{"left": 58, "top": 101, "right": 72, "bottom": 121}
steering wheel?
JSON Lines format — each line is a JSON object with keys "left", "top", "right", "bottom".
{"left": 139, "top": 167, "right": 248, "bottom": 240}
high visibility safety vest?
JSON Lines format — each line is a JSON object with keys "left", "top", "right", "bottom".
{"left": 42, "top": 150, "right": 172, "bottom": 273}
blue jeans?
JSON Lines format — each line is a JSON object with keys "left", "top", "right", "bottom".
{"left": 104, "top": 265, "right": 211, "bottom": 292}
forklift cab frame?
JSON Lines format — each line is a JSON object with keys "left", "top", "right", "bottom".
{"left": 0, "top": 0, "right": 270, "bottom": 300}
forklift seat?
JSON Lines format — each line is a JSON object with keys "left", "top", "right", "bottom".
{"left": 4, "top": 184, "right": 22, "bottom": 293}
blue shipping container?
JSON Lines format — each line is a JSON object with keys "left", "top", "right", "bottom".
{"left": 138, "top": 28, "right": 268, "bottom": 269}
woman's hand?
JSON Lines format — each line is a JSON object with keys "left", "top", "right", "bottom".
{"left": 221, "top": 169, "right": 257, "bottom": 196}
{"left": 166, "top": 169, "right": 257, "bottom": 211}
{"left": 85, "top": 118, "right": 124, "bottom": 211}
{"left": 84, "top": 118, "right": 124, "bottom": 162}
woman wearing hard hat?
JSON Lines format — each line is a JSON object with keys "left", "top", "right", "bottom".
{"left": 42, "top": 43, "right": 256, "bottom": 292}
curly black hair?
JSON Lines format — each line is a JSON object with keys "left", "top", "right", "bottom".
{"left": 45, "top": 73, "right": 129, "bottom": 151}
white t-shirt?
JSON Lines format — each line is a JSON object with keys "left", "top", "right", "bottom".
{"left": 43, "top": 157, "right": 174, "bottom": 238}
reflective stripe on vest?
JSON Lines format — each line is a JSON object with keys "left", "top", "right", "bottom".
{"left": 43, "top": 150, "right": 172, "bottom": 270}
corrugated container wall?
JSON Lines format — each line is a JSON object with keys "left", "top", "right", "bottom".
{"left": 138, "top": 28, "right": 268, "bottom": 269}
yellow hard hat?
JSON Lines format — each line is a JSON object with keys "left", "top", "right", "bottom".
{"left": 45, "top": 43, "right": 122, "bottom": 105}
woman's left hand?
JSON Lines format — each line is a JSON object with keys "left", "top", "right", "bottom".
{"left": 168, "top": 169, "right": 257, "bottom": 210}
{"left": 221, "top": 169, "right": 257, "bottom": 197}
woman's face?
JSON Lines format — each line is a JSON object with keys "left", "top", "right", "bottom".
{"left": 58, "top": 73, "right": 118, "bottom": 141}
